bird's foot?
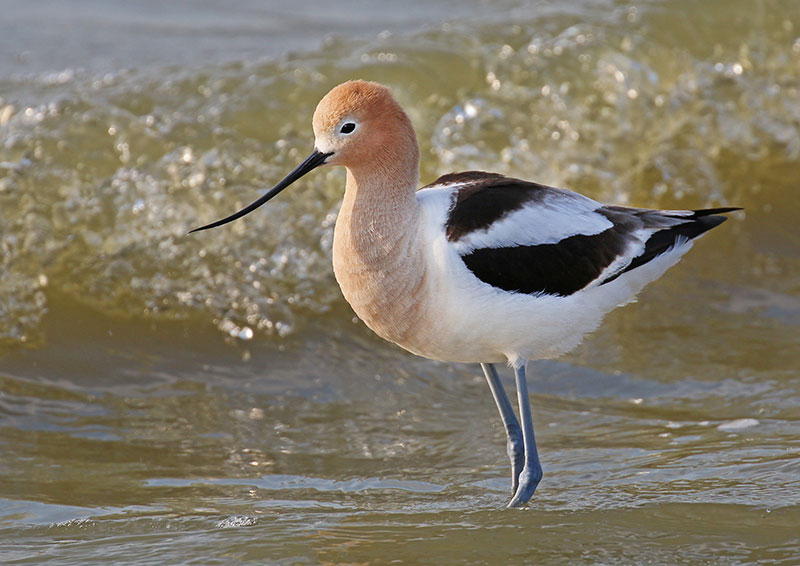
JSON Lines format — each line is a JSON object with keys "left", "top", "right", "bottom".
{"left": 506, "top": 463, "right": 543, "bottom": 508}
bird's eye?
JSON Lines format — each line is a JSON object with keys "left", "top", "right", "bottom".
{"left": 339, "top": 122, "right": 357, "bottom": 134}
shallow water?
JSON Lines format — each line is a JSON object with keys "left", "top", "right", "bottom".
{"left": 1, "top": 0, "right": 799, "bottom": 564}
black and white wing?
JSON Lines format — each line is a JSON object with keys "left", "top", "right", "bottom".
{"left": 429, "top": 171, "right": 738, "bottom": 297}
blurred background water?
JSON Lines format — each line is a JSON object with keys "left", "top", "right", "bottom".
{"left": 1, "top": 0, "right": 799, "bottom": 564}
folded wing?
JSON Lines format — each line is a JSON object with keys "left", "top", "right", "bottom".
{"left": 433, "top": 171, "right": 739, "bottom": 297}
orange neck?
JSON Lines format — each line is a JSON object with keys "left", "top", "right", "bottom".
{"left": 331, "top": 132, "right": 430, "bottom": 348}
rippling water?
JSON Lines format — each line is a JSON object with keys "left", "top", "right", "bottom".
{"left": 1, "top": 0, "right": 799, "bottom": 564}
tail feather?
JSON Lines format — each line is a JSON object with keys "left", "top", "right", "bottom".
{"left": 680, "top": 207, "right": 743, "bottom": 218}
{"left": 601, "top": 207, "right": 739, "bottom": 285}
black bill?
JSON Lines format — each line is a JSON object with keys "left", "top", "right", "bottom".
{"left": 189, "top": 149, "right": 332, "bottom": 233}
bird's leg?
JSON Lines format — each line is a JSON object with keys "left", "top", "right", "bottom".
{"left": 507, "top": 362, "right": 543, "bottom": 508}
{"left": 481, "top": 363, "right": 524, "bottom": 494}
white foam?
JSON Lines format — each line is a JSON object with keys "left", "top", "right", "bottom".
{"left": 717, "top": 418, "right": 759, "bottom": 432}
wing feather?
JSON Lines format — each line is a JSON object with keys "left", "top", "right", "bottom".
{"left": 436, "top": 172, "right": 739, "bottom": 297}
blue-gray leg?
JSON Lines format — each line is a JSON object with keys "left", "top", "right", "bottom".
{"left": 481, "top": 363, "right": 524, "bottom": 494}
{"left": 507, "top": 362, "right": 543, "bottom": 508}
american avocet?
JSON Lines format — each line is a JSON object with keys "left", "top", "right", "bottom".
{"left": 191, "top": 80, "right": 738, "bottom": 507}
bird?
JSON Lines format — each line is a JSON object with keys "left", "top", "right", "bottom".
{"left": 190, "top": 80, "right": 739, "bottom": 507}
